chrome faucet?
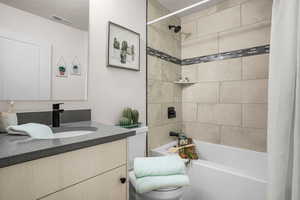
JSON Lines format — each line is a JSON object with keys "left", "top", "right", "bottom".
{"left": 52, "top": 103, "right": 64, "bottom": 127}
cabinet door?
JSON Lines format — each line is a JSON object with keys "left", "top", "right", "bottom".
{"left": 40, "top": 165, "right": 127, "bottom": 200}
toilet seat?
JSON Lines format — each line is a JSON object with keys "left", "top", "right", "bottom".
{"left": 153, "top": 187, "right": 182, "bottom": 192}
{"left": 130, "top": 183, "right": 184, "bottom": 200}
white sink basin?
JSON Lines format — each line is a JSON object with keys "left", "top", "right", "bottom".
{"left": 37, "top": 130, "right": 95, "bottom": 139}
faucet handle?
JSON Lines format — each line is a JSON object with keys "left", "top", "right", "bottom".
{"left": 53, "top": 103, "right": 64, "bottom": 110}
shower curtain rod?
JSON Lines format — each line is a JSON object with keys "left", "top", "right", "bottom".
{"left": 147, "top": 0, "right": 212, "bottom": 25}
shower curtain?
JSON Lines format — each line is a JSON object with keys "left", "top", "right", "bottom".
{"left": 268, "top": 0, "right": 300, "bottom": 199}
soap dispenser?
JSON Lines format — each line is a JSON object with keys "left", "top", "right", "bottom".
{"left": 0, "top": 101, "right": 18, "bottom": 133}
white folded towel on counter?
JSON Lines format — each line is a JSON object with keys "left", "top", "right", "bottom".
{"left": 7, "top": 123, "right": 54, "bottom": 139}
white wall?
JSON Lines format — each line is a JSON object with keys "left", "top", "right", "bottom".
{"left": 0, "top": 0, "right": 147, "bottom": 125}
{"left": 89, "top": 0, "right": 147, "bottom": 124}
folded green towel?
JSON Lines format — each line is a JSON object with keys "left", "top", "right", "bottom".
{"left": 129, "top": 171, "right": 190, "bottom": 194}
{"left": 134, "top": 155, "right": 185, "bottom": 178}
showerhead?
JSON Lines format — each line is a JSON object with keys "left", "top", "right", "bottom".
{"left": 169, "top": 25, "right": 181, "bottom": 33}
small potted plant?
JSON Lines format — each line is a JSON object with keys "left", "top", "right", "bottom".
{"left": 58, "top": 66, "right": 66, "bottom": 76}
{"left": 73, "top": 65, "right": 79, "bottom": 74}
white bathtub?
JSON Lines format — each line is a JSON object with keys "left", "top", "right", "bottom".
{"left": 151, "top": 140, "right": 267, "bottom": 200}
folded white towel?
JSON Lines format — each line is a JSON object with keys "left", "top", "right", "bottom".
{"left": 0, "top": 112, "right": 18, "bottom": 133}
{"left": 134, "top": 155, "right": 185, "bottom": 178}
{"left": 129, "top": 171, "right": 190, "bottom": 194}
{"left": 7, "top": 123, "right": 54, "bottom": 139}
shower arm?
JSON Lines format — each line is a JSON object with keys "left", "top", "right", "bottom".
{"left": 147, "top": 0, "right": 212, "bottom": 25}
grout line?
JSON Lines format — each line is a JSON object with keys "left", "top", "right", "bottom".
{"left": 241, "top": 103, "right": 244, "bottom": 128}
{"left": 218, "top": 81, "right": 221, "bottom": 103}
{"left": 240, "top": 4, "right": 242, "bottom": 27}
{"left": 181, "top": 121, "right": 267, "bottom": 131}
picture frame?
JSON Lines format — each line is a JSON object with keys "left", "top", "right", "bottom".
{"left": 71, "top": 56, "right": 81, "bottom": 76}
{"left": 56, "top": 56, "right": 68, "bottom": 77}
{"left": 107, "top": 21, "right": 140, "bottom": 71}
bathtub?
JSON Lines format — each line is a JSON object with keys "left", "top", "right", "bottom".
{"left": 151, "top": 140, "right": 267, "bottom": 200}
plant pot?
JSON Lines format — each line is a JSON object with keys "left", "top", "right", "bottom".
{"left": 73, "top": 68, "right": 79, "bottom": 74}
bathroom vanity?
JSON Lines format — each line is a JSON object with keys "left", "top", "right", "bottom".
{"left": 0, "top": 121, "right": 135, "bottom": 200}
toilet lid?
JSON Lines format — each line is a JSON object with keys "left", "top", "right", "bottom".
{"left": 153, "top": 186, "right": 182, "bottom": 192}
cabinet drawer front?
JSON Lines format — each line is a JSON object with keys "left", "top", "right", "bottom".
{"left": 58, "top": 139, "right": 127, "bottom": 187}
{"left": 0, "top": 139, "right": 127, "bottom": 200}
{"left": 40, "top": 165, "right": 127, "bottom": 200}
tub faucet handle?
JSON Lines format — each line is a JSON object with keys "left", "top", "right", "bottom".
{"left": 120, "top": 177, "right": 126, "bottom": 184}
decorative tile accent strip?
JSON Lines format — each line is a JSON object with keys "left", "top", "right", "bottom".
{"left": 147, "top": 47, "right": 181, "bottom": 65}
{"left": 147, "top": 45, "right": 269, "bottom": 66}
{"left": 181, "top": 45, "right": 270, "bottom": 65}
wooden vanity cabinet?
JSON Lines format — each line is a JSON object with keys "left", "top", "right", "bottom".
{"left": 0, "top": 139, "right": 128, "bottom": 200}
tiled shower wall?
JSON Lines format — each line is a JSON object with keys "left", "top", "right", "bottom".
{"left": 181, "top": 0, "right": 272, "bottom": 152}
{"left": 147, "top": 0, "right": 182, "bottom": 149}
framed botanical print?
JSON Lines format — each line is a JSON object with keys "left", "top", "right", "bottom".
{"left": 108, "top": 22, "right": 140, "bottom": 71}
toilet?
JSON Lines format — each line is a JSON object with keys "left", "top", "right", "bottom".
{"left": 128, "top": 126, "right": 185, "bottom": 200}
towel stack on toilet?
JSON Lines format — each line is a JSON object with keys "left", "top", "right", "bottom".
{"left": 129, "top": 155, "right": 190, "bottom": 194}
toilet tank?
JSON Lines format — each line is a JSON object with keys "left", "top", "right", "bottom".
{"left": 127, "top": 126, "right": 148, "bottom": 170}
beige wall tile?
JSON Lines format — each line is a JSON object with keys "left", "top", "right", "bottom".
{"left": 216, "top": 0, "right": 248, "bottom": 11}
{"left": 214, "top": 104, "right": 242, "bottom": 126}
{"left": 182, "top": 65, "right": 198, "bottom": 82}
{"left": 148, "top": 123, "right": 181, "bottom": 149}
{"left": 148, "top": 104, "right": 162, "bottom": 127}
{"left": 148, "top": 80, "right": 162, "bottom": 103}
{"left": 148, "top": 0, "right": 164, "bottom": 21}
{"left": 183, "top": 122, "right": 220, "bottom": 144}
{"left": 162, "top": 103, "right": 182, "bottom": 124}
{"left": 242, "top": 0, "right": 273, "bottom": 25}
{"left": 182, "top": 82, "right": 219, "bottom": 103}
{"left": 197, "top": 6, "right": 241, "bottom": 36}
{"left": 147, "top": 0, "right": 182, "bottom": 152}
{"left": 219, "top": 21, "right": 271, "bottom": 52}
{"left": 173, "top": 84, "right": 182, "bottom": 103}
{"left": 243, "top": 104, "right": 268, "bottom": 128}
{"left": 197, "top": 104, "right": 216, "bottom": 124}
{"left": 161, "top": 33, "right": 182, "bottom": 58}
{"left": 181, "top": 6, "right": 217, "bottom": 24}
{"left": 161, "top": 61, "right": 180, "bottom": 82}
{"left": 182, "top": 34, "right": 218, "bottom": 59}
{"left": 148, "top": 26, "right": 181, "bottom": 58}
{"left": 220, "top": 81, "right": 242, "bottom": 103}
{"left": 148, "top": 26, "right": 161, "bottom": 50}
{"left": 161, "top": 82, "right": 174, "bottom": 103}
{"left": 182, "top": 103, "right": 197, "bottom": 122}
{"left": 198, "top": 58, "right": 242, "bottom": 81}
{"left": 148, "top": 56, "right": 162, "bottom": 80}
{"left": 197, "top": 104, "right": 241, "bottom": 126}
{"left": 221, "top": 126, "right": 267, "bottom": 152}
{"left": 182, "top": 21, "right": 198, "bottom": 40}
{"left": 242, "top": 54, "right": 269, "bottom": 80}
{"left": 220, "top": 79, "right": 268, "bottom": 103}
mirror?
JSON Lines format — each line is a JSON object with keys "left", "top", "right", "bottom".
{"left": 0, "top": 0, "right": 89, "bottom": 101}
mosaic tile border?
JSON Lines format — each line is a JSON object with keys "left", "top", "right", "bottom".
{"left": 147, "top": 44, "right": 270, "bottom": 66}
{"left": 147, "top": 47, "right": 181, "bottom": 65}
{"left": 181, "top": 44, "right": 270, "bottom": 65}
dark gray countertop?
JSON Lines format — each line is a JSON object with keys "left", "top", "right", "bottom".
{"left": 0, "top": 121, "right": 135, "bottom": 168}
